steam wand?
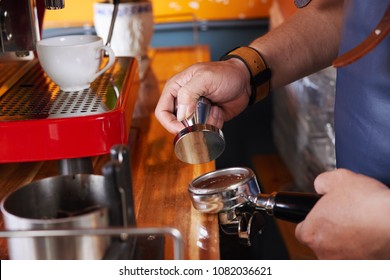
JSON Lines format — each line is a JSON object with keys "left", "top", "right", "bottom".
{"left": 105, "top": 0, "right": 120, "bottom": 53}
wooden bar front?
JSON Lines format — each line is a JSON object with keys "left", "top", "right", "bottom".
{"left": 0, "top": 45, "right": 219, "bottom": 260}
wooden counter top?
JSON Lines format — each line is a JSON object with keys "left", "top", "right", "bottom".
{"left": 129, "top": 46, "right": 219, "bottom": 260}
{"left": 0, "top": 45, "right": 219, "bottom": 260}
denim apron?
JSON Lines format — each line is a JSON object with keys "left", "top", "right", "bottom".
{"left": 335, "top": 0, "right": 390, "bottom": 185}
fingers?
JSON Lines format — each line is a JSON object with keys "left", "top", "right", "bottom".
{"left": 208, "top": 106, "right": 224, "bottom": 129}
{"left": 313, "top": 168, "right": 345, "bottom": 194}
{"left": 313, "top": 170, "right": 333, "bottom": 195}
{"left": 295, "top": 221, "right": 307, "bottom": 245}
{"left": 154, "top": 107, "right": 185, "bottom": 134}
{"left": 175, "top": 83, "right": 201, "bottom": 121}
{"left": 155, "top": 68, "right": 195, "bottom": 134}
{"left": 154, "top": 75, "right": 184, "bottom": 134}
{"left": 295, "top": 169, "right": 340, "bottom": 247}
{"left": 155, "top": 60, "right": 246, "bottom": 134}
{"left": 155, "top": 63, "right": 223, "bottom": 133}
{"left": 313, "top": 168, "right": 368, "bottom": 195}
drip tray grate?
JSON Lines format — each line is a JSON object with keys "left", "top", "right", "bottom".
{"left": 0, "top": 60, "right": 117, "bottom": 120}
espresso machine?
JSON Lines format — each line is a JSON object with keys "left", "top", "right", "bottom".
{"left": 0, "top": 0, "right": 41, "bottom": 57}
{"left": 0, "top": 0, "right": 136, "bottom": 164}
{"left": 0, "top": 0, "right": 183, "bottom": 260}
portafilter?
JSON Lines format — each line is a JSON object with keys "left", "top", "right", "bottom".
{"left": 188, "top": 167, "right": 321, "bottom": 223}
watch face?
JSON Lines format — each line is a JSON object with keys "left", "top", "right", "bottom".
{"left": 294, "top": 0, "right": 312, "bottom": 8}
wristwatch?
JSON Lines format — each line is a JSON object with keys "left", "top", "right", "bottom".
{"left": 220, "top": 46, "right": 271, "bottom": 105}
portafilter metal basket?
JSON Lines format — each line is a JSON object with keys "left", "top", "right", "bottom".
{"left": 189, "top": 167, "right": 321, "bottom": 223}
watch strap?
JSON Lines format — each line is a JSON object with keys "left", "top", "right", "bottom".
{"left": 220, "top": 46, "right": 271, "bottom": 105}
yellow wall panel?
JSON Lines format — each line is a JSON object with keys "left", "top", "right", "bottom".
{"left": 44, "top": 0, "right": 271, "bottom": 28}
{"left": 153, "top": 0, "right": 271, "bottom": 21}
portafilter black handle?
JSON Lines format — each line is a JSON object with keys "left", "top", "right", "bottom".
{"left": 255, "top": 191, "right": 321, "bottom": 223}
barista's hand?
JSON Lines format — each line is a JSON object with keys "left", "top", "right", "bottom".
{"left": 295, "top": 168, "right": 390, "bottom": 259}
{"left": 155, "top": 59, "right": 251, "bottom": 134}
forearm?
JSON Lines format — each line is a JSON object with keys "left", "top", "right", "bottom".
{"left": 250, "top": 0, "right": 344, "bottom": 89}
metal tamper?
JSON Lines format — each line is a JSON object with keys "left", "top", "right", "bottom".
{"left": 174, "top": 97, "right": 225, "bottom": 164}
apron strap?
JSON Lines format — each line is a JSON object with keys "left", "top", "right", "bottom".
{"left": 333, "top": 3, "right": 390, "bottom": 67}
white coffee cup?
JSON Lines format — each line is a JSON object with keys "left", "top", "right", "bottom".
{"left": 36, "top": 35, "right": 115, "bottom": 92}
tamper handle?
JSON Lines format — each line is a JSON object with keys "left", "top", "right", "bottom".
{"left": 182, "top": 97, "right": 211, "bottom": 127}
{"left": 255, "top": 191, "right": 321, "bottom": 223}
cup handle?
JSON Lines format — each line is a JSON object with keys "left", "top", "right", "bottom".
{"left": 93, "top": 45, "right": 116, "bottom": 81}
